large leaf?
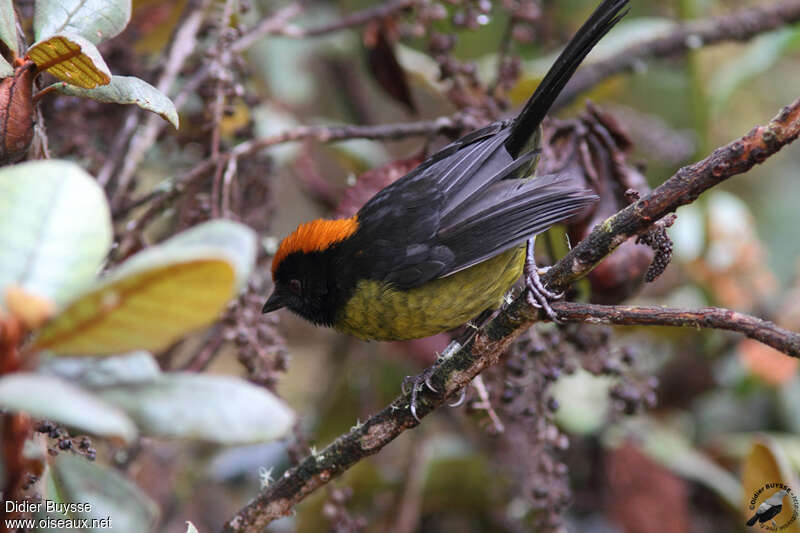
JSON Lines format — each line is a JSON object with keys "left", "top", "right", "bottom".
{"left": 0, "top": 373, "right": 136, "bottom": 442}
{"left": 49, "top": 453, "right": 158, "bottom": 533}
{"left": 54, "top": 75, "right": 179, "bottom": 129}
{"left": 0, "top": 160, "right": 111, "bottom": 310}
{"left": 98, "top": 373, "right": 295, "bottom": 444}
{"left": 27, "top": 33, "right": 111, "bottom": 89}
{"left": 32, "top": 220, "right": 256, "bottom": 356}
{"left": 38, "top": 351, "right": 162, "bottom": 388}
{"left": 0, "top": 0, "right": 17, "bottom": 57}
{"left": 34, "top": 0, "right": 131, "bottom": 45}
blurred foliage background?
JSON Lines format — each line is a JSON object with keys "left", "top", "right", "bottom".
{"left": 4, "top": 0, "right": 800, "bottom": 532}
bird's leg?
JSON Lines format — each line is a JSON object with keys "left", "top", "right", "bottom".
{"left": 525, "top": 237, "right": 563, "bottom": 323}
{"left": 403, "top": 309, "right": 495, "bottom": 421}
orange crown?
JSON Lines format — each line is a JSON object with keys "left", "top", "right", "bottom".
{"left": 271, "top": 216, "right": 359, "bottom": 275}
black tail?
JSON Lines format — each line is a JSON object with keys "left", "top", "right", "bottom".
{"left": 746, "top": 513, "right": 759, "bottom": 527}
{"left": 505, "top": 0, "right": 629, "bottom": 158}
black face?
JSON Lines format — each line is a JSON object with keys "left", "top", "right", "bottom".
{"left": 267, "top": 250, "right": 339, "bottom": 327}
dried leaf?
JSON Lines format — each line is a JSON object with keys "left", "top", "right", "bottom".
{"left": 364, "top": 19, "right": 416, "bottom": 114}
{"left": 27, "top": 33, "right": 111, "bottom": 89}
{"left": 336, "top": 154, "right": 424, "bottom": 217}
{"left": 0, "top": 63, "right": 34, "bottom": 164}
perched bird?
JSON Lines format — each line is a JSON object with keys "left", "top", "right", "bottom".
{"left": 747, "top": 489, "right": 789, "bottom": 527}
{"left": 264, "top": 0, "right": 629, "bottom": 342}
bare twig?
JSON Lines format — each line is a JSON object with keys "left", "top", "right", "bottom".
{"left": 210, "top": 0, "right": 238, "bottom": 219}
{"left": 222, "top": 97, "right": 800, "bottom": 532}
{"left": 230, "top": 3, "right": 304, "bottom": 53}
{"left": 552, "top": 302, "right": 800, "bottom": 357}
{"left": 280, "top": 0, "right": 417, "bottom": 38}
{"left": 471, "top": 375, "right": 504, "bottom": 433}
{"left": 555, "top": 0, "right": 800, "bottom": 110}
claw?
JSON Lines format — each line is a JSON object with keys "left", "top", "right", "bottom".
{"left": 425, "top": 374, "right": 437, "bottom": 393}
{"left": 401, "top": 376, "right": 412, "bottom": 396}
{"left": 410, "top": 398, "right": 420, "bottom": 422}
{"left": 449, "top": 387, "right": 467, "bottom": 407}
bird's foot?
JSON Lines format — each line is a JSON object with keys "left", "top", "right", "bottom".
{"left": 525, "top": 238, "right": 563, "bottom": 323}
{"left": 402, "top": 340, "right": 467, "bottom": 422}
{"left": 402, "top": 365, "right": 438, "bottom": 423}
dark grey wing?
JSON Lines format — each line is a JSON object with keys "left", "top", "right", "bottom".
{"left": 350, "top": 122, "right": 518, "bottom": 288}
{"left": 348, "top": 125, "right": 594, "bottom": 289}
{"left": 436, "top": 173, "right": 596, "bottom": 276}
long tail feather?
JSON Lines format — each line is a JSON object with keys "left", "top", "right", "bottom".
{"left": 505, "top": 0, "right": 629, "bottom": 157}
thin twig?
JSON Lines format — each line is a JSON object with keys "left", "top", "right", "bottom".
{"left": 280, "top": 0, "right": 417, "bottom": 38}
{"left": 552, "top": 302, "right": 800, "bottom": 357}
{"left": 210, "top": 0, "right": 237, "bottom": 219}
{"left": 115, "top": 115, "right": 461, "bottom": 248}
{"left": 110, "top": 0, "right": 212, "bottom": 210}
{"left": 221, "top": 96, "right": 800, "bottom": 532}
{"left": 229, "top": 3, "right": 304, "bottom": 53}
{"left": 554, "top": 0, "right": 800, "bottom": 110}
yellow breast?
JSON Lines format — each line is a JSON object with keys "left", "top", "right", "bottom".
{"left": 335, "top": 247, "right": 525, "bottom": 341}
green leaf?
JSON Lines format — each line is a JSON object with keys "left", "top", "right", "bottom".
{"left": 98, "top": 373, "right": 295, "bottom": 444}
{"left": 0, "top": 0, "right": 18, "bottom": 56}
{"left": 49, "top": 453, "right": 159, "bottom": 532}
{"left": 38, "top": 351, "right": 161, "bottom": 388}
{"left": 34, "top": 0, "right": 131, "bottom": 45}
{"left": 27, "top": 33, "right": 111, "bottom": 89}
{"left": 709, "top": 28, "right": 800, "bottom": 116}
{"left": 32, "top": 220, "right": 256, "bottom": 356}
{"left": 0, "top": 160, "right": 111, "bottom": 310}
{"left": 0, "top": 373, "right": 136, "bottom": 442}
{"left": 53, "top": 75, "right": 179, "bottom": 129}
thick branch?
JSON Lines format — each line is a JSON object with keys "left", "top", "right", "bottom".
{"left": 222, "top": 97, "right": 800, "bottom": 532}
{"left": 553, "top": 302, "right": 800, "bottom": 357}
{"left": 555, "top": 0, "right": 800, "bottom": 109}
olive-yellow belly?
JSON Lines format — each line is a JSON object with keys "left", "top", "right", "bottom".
{"left": 335, "top": 246, "right": 525, "bottom": 341}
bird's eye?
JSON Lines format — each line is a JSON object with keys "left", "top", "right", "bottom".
{"left": 288, "top": 279, "right": 302, "bottom": 295}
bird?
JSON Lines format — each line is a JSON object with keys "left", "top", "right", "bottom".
{"left": 747, "top": 489, "right": 789, "bottom": 527}
{"left": 263, "top": 0, "right": 629, "bottom": 342}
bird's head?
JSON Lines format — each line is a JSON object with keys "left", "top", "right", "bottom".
{"left": 263, "top": 217, "right": 359, "bottom": 326}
